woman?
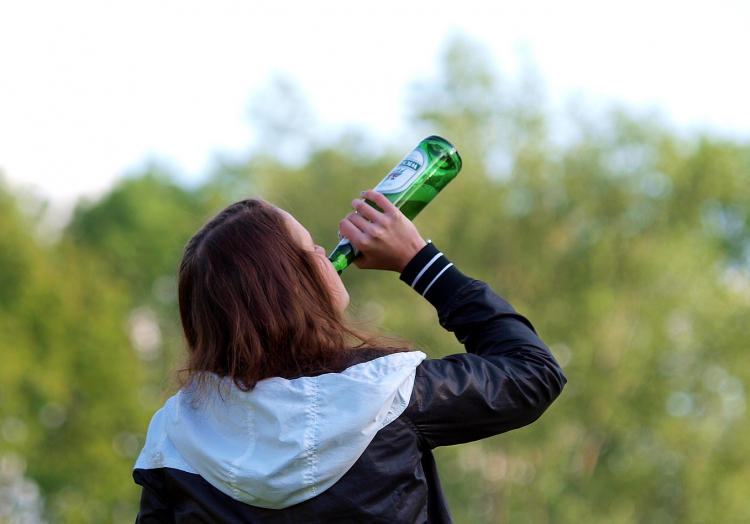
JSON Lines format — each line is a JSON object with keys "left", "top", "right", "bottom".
{"left": 134, "top": 190, "right": 566, "bottom": 523}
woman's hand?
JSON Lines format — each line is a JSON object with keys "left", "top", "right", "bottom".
{"left": 338, "top": 190, "right": 427, "bottom": 273}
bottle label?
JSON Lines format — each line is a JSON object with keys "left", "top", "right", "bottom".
{"left": 375, "top": 149, "right": 427, "bottom": 194}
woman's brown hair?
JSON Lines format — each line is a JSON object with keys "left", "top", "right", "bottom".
{"left": 178, "top": 198, "right": 406, "bottom": 392}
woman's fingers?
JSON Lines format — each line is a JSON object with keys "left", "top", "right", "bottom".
{"left": 349, "top": 198, "right": 381, "bottom": 224}
{"left": 338, "top": 215, "right": 366, "bottom": 244}
{"left": 362, "top": 190, "right": 398, "bottom": 215}
{"left": 339, "top": 188, "right": 426, "bottom": 272}
{"left": 339, "top": 210, "right": 379, "bottom": 240}
{"left": 340, "top": 211, "right": 384, "bottom": 249}
{"left": 350, "top": 191, "right": 397, "bottom": 223}
{"left": 344, "top": 210, "right": 371, "bottom": 231}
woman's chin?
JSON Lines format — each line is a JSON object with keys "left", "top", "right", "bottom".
{"left": 335, "top": 293, "right": 350, "bottom": 313}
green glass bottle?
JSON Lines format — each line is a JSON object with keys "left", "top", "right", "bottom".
{"left": 328, "top": 135, "right": 462, "bottom": 274}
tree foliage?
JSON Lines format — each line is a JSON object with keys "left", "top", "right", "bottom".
{"left": 1, "top": 36, "right": 749, "bottom": 523}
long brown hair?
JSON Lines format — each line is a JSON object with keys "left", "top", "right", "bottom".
{"left": 178, "top": 198, "right": 406, "bottom": 392}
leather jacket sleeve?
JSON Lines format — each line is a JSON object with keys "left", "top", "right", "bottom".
{"left": 399, "top": 243, "right": 566, "bottom": 449}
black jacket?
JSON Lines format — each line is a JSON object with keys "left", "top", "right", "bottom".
{"left": 133, "top": 243, "right": 566, "bottom": 523}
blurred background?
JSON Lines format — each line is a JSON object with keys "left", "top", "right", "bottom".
{"left": 1, "top": 1, "right": 750, "bottom": 523}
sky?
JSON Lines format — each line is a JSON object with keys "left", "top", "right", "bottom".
{"left": 1, "top": 0, "right": 749, "bottom": 204}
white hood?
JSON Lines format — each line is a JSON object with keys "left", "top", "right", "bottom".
{"left": 135, "top": 351, "right": 426, "bottom": 509}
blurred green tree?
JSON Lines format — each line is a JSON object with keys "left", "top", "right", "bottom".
{"left": 395, "top": 37, "right": 750, "bottom": 524}
{"left": 1, "top": 178, "right": 146, "bottom": 523}
{"left": 1, "top": 34, "right": 749, "bottom": 524}
{"left": 222, "top": 35, "right": 750, "bottom": 523}
{"left": 67, "top": 167, "right": 220, "bottom": 304}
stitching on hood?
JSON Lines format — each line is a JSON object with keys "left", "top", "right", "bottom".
{"left": 303, "top": 377, "right": 320, "bottom": 497}
{"left": 136, "top": 351, "right": 427, "bottom": 509}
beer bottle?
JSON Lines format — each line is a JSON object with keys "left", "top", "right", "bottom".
{"left": 329, "top": 135, "right": 462, "bottom": 274}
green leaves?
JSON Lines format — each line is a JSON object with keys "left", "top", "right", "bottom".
{"left": 1, "top": 36, "right": 749, "bottom": 523}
